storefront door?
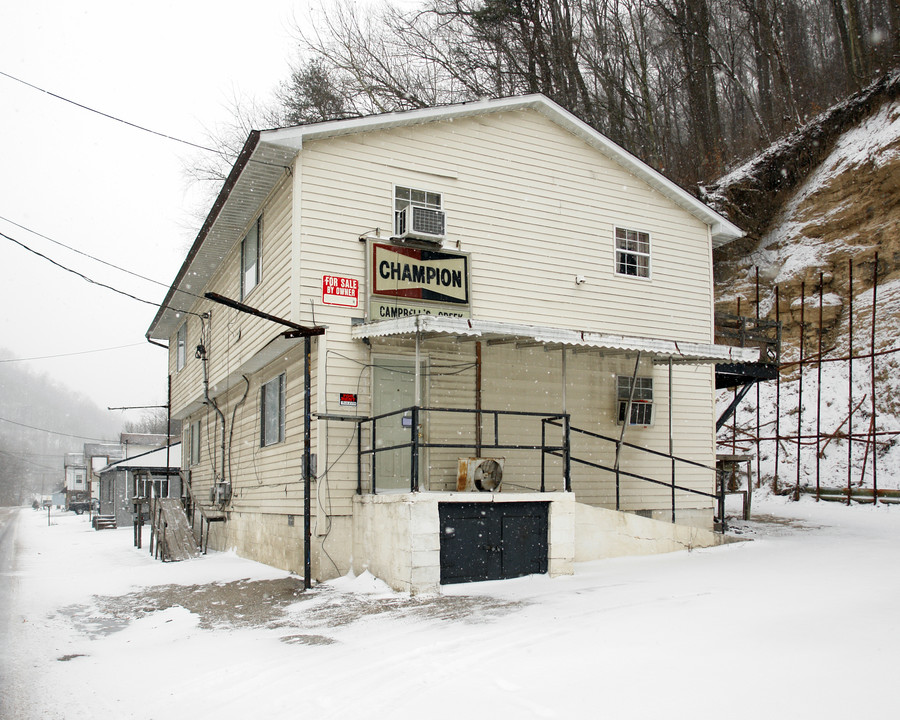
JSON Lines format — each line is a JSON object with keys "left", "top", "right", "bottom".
{"left": 372, "top": 357, "right": 424, "bottom": 491}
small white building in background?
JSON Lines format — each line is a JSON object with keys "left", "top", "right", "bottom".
{"left": 147, "top": 95, "right": 757, "bottom": 593}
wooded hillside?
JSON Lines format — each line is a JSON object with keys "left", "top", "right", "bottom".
{"left": 278, "top": 0, "right": 899, "bottom": 188}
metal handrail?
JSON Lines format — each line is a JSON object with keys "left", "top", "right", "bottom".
{"left": 546, "top": 419, "right": 724, "bottom": 529}
{"left": 357, "top": 406, "right": 571, "bottom": 494}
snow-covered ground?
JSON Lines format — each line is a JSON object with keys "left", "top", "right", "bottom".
{"left": 2, "top": 498, "right": 898, "bottom": 719}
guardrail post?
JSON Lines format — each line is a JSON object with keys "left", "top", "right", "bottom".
{"left": 372, "top": 418, "right": 378, "bottom": 495}
{"left": 541, "top": 419, "right": 547, "bottom": 492}
{"left": 411, "top": 406, "right": 420, "bottom": 492}
{"left": 564, "top": 414, "right": 571, "bottom": 493}
{"left": 357, "top": 420, "right": 363, "bottom": 495}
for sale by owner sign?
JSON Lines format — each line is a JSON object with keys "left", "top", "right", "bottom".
{"left": 322, "top": 275, "right": 359, "bottom": 308}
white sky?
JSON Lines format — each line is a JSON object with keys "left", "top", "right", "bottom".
{"left": 0, "top": 0, "right": 304, "bottom": 420}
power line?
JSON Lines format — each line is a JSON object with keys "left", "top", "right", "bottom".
{"left": 0, "top": 416, "right": 115, "bottom": 442}
{"left": 0, "top": 214, "right": 169, "bottom": 288}
{"left": 0, "top": 449, "right": 62, "bottom": 472}
{"left": 0, "top": 229, "right": 202, "bottom": 318}
{"left": 0, "top": 69, "right": 219, "bottom": 154}
{"left": 0, "top": 343, "right": 146, "bottom": 364}
{"left": 0, "top": 69, "right": 291, "bottom": 171}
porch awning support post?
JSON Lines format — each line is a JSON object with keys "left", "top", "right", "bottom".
{"left": 669, "top": 357, "right": 676, "bottom": 523}
{"left": 614, "top": 351, "right": 642, "bottom": 511}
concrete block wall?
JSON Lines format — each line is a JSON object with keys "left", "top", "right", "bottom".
{"left": 353, "top": 492, "right": 575, "bottom": 594}
{"left": 573, "top": 502, "right": 726, "bottom": 562}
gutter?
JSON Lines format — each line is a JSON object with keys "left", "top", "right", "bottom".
{"left": 146, "top": 130, "right": 262, "bottom": 340}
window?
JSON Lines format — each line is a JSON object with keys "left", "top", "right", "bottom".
{"left": 176, "top": 323, "right": 186, "bottom": 371}
{"left": 617, "top": 376, "right": 653, "bottom": 425}
{"left": 615, "top": 227, "right": 651, "bottom": 278}
{"left": 261, "top": 373, "right": 286, "bottom": 447}
{"left": 189, "top": 420, "right": 201, "bottom": 465}
{"left": 241, "top": 217, "right": 261, "bottom": 299}
{"left": 394, "top": 186, "right": 442, "bottom": 236}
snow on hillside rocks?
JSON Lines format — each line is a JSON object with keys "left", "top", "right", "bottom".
{"left": 713, "top": 91, "right": 900, "bottom": 491}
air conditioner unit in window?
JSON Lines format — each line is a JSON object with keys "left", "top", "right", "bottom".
{"left": 395, "top": 205, "right": 446, "bottom": 242}
{"left": 457, "top": 457, "right": 505, "bottom": 492}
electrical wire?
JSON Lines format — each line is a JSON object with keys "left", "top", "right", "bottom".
{"left": 0, "top": 229, "right": 203, "bottom": 318}
{"left": 0, "top": 214, "right": 170, "bottom": 288}
{"left": 0, "top": 69, "right": 219, "bottom": 154}
{"left": 0, "top": 343, "right": 145, "bottom": 363}
{"left": 0, "top": 416, "right": 114, "bottom": 442}
{"left": 0, "top": 69, "right": 292, "bottom": 171}
{"left": 0, "top": 448, "right": 59, "bottom": 471}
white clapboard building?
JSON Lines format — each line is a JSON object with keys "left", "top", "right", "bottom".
{"left": 147, "top": 95, "right": 758, "bottom": 593}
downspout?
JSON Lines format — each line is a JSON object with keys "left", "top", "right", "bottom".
{"left": 198, "top": 342, "right": 227, "bottom": 486}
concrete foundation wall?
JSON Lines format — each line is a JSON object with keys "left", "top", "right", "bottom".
{"left": 574, "top": 502, "right": 726, "bottom": 562}
{"left": 206, "top": 511, "right": 307, "bottom": 576}
{"left": 352, "top": 492, "right": 576, "bottom": 594}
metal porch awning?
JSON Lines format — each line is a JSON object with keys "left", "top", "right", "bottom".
{"left": 350, "top": 315, "right": 760, "bottom": 365}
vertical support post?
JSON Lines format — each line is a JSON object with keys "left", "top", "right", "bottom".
{"left": 755, "top": 267, "right": 761, "bottom": 489}
{"left": 371, "top": 419, "right": 377, "bottom": 495}
{"left": 540, "top": 419, "right": 547, "bottom": 493}
{"left": 795, "top": 281, "right": 805, "bottom": 501}
{"left": 816, "top": 273, "right": 824, "bottom": 502}
{"left": 669, "top": 357, "right": 675, "bottom": 524}
{"left": 356, "top": 420, "right": 362, "bottom": 495}
{"left": 847, "top": 259, "right": 854, "bottom": 506}
{"left": 411, "top": 405, "right": 420, "bottom": 493}
{"left": 563, "top": 413, "right": 571, "bottom": 493}
{"left": 475, "top": 341, "right": 483, "bottom": 456}
{"left": 614, "top": 351, "right": 642, "bottom": 511}
{"left": 303, "top": 334, "right": 312, "bottom": 590}
{"left": 166, "top": 374, "right": 172, "bottom": 500}
{"left": 871, "top": 252, "right": 878, "bottom": 504}
{"left": 733, "top": 298, "right": 740, "bottom": 455}
{"left": 774, "top": 286, "right": 781, "bottom": 494}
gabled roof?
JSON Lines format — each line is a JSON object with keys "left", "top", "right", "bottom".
{"left": 148, "top": 94, "right": 743, "bottom": 340}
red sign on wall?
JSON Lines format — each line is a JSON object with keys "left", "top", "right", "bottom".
{"left": 322, "top": 275, "right": 359, "bottom": 308}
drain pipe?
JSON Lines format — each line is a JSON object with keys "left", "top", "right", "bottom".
{"left": 197, "top": 342, "right": 227, "bottom": 490}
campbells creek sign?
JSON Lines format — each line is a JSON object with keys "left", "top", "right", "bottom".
{"left": 370, "top": 242, "right": 471, "bottom": 318}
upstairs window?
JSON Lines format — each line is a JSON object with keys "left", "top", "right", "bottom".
{"left": 261, "top": 373, "right": 286, "bottom": 447}
{"left": 176, "top": 323, "right": 186, "bottom": 371}
{"left": 617, "top": 376, "right": 654, "bottom": 426}
{"left": 615, "top": 227, "right": 651, "bottom": 278}
{"left": 394, "top": 186, "right": 442, "bottom": 236}
{"left": 241, "top": 217, "right": 261, "bottom": 299}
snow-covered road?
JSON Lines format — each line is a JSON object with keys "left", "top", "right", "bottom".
{"left": 2, "top": 495, "right": 897, "bottom": 719}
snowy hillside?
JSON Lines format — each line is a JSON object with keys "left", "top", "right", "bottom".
{"left": 713, "top": 92, "right": 900, "bottom": 492}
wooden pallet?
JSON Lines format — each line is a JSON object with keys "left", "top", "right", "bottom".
{"left": 150, "top": 498, "right": 200, "bottom": 561}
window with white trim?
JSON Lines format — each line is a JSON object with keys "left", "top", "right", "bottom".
{"left": 261, "top": 373, "right": 286, "bottom": 447}
{"left": 394, "top": 186, "right": 442, "bottom": 236}
{"left": 241, "top": 217, "right": 261, "bottom": 299}
{"left": 176, "top": 323, "right": 186, "bottom": 371}
{"left": 615, "top": 227, "right": 651, "bottom": 278}
{"left": 617, "top": 376, "right": 653, "bottom": 425}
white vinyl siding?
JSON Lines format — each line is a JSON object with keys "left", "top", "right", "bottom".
{"left": 296, "top": 109, "right": 718, "bottom": 518}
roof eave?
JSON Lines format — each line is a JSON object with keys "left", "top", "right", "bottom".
{"left": 146, "top": 131, "right": 262, "bottom": 340}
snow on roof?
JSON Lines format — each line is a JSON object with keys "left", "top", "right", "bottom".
{"left": 98, "top": 443, "right": 181, "bottom": 474}
{"left": 351, "top": 314, "right": 760, "bottom": 364}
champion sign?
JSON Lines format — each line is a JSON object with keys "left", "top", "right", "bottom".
{"left": 371, "top": 243, "right": 469, "bottom": 305}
